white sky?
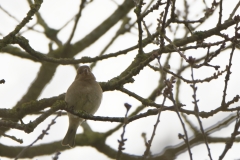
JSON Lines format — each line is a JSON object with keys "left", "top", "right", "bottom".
{"left": 0, "top": 0, "right": 240, "bottom": 160}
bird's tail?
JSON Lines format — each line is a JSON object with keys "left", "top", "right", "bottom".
{"left": 62, "top": 126, "right": 78, "bottom": 147}
{"left": 62, "top": 113, "right": 84, "bottom": 147}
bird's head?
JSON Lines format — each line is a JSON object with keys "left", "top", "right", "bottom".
{"left": 75, "top": 65, "right": 96, "bottom": 81}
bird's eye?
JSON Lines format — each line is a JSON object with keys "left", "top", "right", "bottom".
{"left": 78, "top": 70, "right": 84, "bottom": 74}
{"left": 78, "top": 67, "right": 89, "bottom": 75}
{"left": 77, "top": 66, "right": 91, "bottom": 75}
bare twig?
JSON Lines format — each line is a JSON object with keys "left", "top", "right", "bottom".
{"left": 0, "top": 0, "right": 43, "bottom": 50}
{"left": 167, "top": 77, "right": 193, "bottom": 160}
{"left": 219, "top": 111, "right": 240, "bottom": 160}
{"left": 228, "top": 1, "right": 240, "bottom": 20}
{"left": 190, "top": 67, "right": 213, "bottom": 160}
{"left": 221, "top": 39, "right": 236, "bottom": 107}
{"left": 217, "top": 0, "right": 223, "bottom": 26}
{"left": 15, "top": 112, "right": 61, "bottom": 159}
{"left": 0, "top": 131, "right": 23, "bottom": 144}
{"left": 116, "top": 103, "right": 131, "bottom": 160}
{"left": 142, "top": 96, "right": 166, "bottom": 159}
{"left": 65, "top": 0, "right": 86, "bottom": 47}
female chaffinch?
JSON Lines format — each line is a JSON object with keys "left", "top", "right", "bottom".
{"left": 62, "top": 66, "right": 102, "bottom": 147}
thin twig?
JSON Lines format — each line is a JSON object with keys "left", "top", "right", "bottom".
{"left": 0, "top": 131, "right": 23, "bottom": 144}
{"left": 221, "top": 41, "right": 236, "bottom": 107}
{"left": 15, "top": 112, "right": 61, "bottom": 159}
{"left": 142, "top": 97, "right": 166, "bottom": 159}
{"left": 219, "top": 111, "right": 240, "bottom": 160}
{"left": 116, "top": 103, "right": 131, "bottom": 160}
{"left": 167, "top": 77, "right": 193, "bottom": 160}
{"left": 190, "top": 67, "right": 213, "bottom": 160}
{"left": 134, "top": 0, "right": 144, "bottom": 54}
{"left": 217, "top": 0, "right": 223, "bottom": 26}
{"left": 228, "top": 1, "right": 240, "bottom": 20}
{"left": 0, "top": 0, "right": 43, "bottom": 50}
{"left": 65, "top": 0, "right": 86, "bottom": 46}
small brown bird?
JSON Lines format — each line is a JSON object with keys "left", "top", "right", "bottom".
{"left": 62, "top": 65, "right": 102, "bottom": 147}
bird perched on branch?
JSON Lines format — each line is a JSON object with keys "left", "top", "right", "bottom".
{"left": 62, "top": 65, "right": 102, "bottom": 147}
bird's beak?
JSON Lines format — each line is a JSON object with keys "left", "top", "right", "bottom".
{"left": 84, "top": 68, "right": 90, "bottom": 75}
